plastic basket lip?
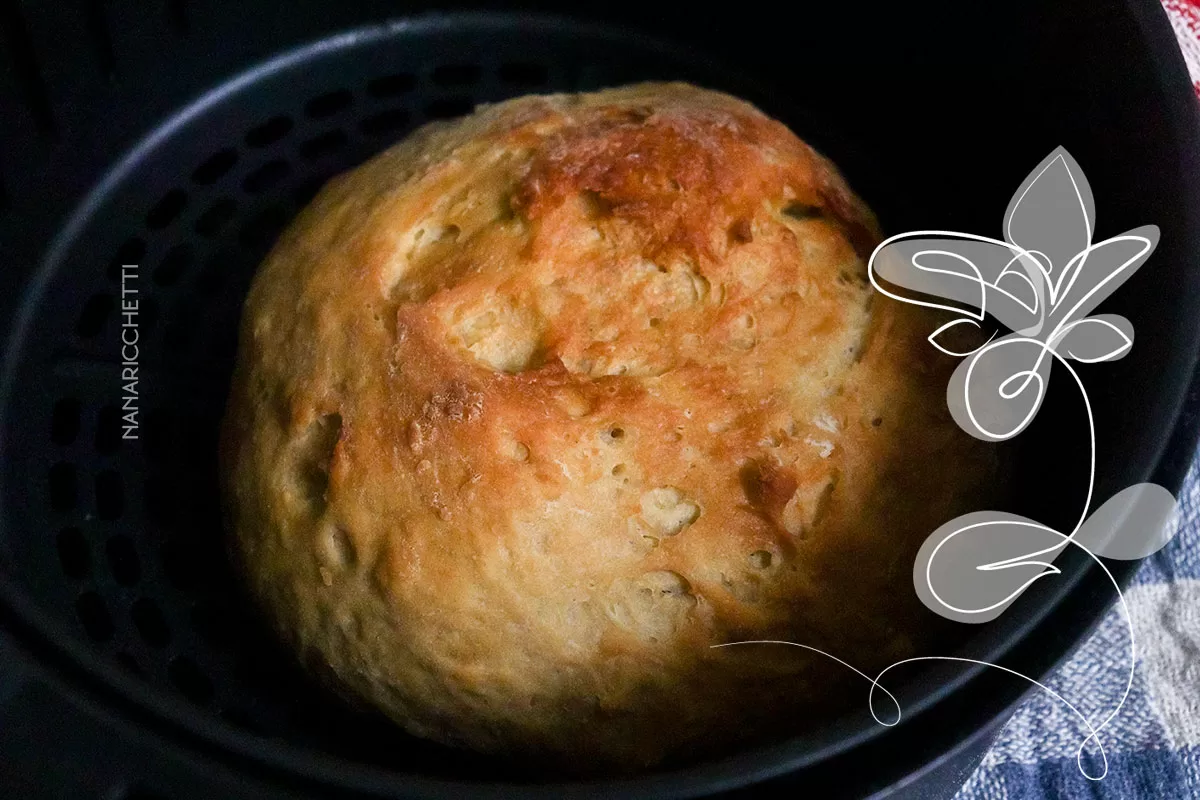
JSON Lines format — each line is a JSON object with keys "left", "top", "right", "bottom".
{"left": 0, "top": 5, "right": 1199, "bottom": 798}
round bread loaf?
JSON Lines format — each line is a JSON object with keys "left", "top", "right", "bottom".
{"left": 220, "top": 83, "right": 994, "bottom": 771}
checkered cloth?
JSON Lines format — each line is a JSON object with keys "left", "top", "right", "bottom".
{"left": 954, "top": 459, "right": 1200, "bottom": 798}
{"left": 954, "top": 7, "right": 1200, "bottom": 795}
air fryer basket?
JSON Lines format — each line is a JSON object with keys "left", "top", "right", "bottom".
{"left": 3, "top": 14, "right": 768, "bottom": 766}
{"left": 3, "top": 3, "right": 1200, "bottom": 799}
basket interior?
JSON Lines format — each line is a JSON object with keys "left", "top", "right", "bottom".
{"left": 1, "top": 5, "right": 1193, "bottom": 793}
{"left": 0, "top": 14, "right": 857, "bottom": 779}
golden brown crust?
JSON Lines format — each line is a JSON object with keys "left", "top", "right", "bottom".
{"left": 220, "top": 82, "right": 994, "bottom": 771}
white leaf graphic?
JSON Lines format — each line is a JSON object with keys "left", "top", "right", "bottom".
{"left": 1050, "top": 227, "right": 1159, "bottom": 329}
{"left": 994, "top": 267, "right": 1040, "bottom": 320}
{"left": 1004, "top": 147, "right": 1095, "bottom": 293}
{"left": 1053, "top": 315, "right": 1133, "bottom": 363}
{"left": 927, "top": 317, "right": 994, "bottom": 357}
{"left": 946, "top": 334, "right": 1051, "bottom": 441}
{"left": 913, "top": 511, "right": 1065, "bottom": 624}
{"left": 869, "top": 234, "right": 1044, "bottom": 333}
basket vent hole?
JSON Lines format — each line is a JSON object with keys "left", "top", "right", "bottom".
{"left": 239, "top": 203, "right": 291, "bottom": 249}
{"left": 76, "top": 293, "right": 113, "bottom": 338}
{"left": 95, "top": 469, "right": 124, "bottom": 520}
{"left": 51, "top": 397, "right": 81, "bottom": 445}
{"left": 425, "top": 97, "right": 474, "bottom": 120}
{"left": 305, "top": 89, "right": 353, "bottom": 119}
{"left": 168, "top": 655, "right": 214, "bottom": 704}
{"left": 106, "top": 534, "right": 141, "bottom": 585}
{"left": 56, "top": 527, "right": 90, "bottom": 579}
{"left": 432, "top": 63, "right": 482, "bottom": 86}
{"left": 49, "top": 462, "right": 78, "bottom": 510}
{"left": 242, "top": 159, "right": 292, "bottom": 195}
{"left": 359, "top": 108, "right": 411, "bottom": 137}
{"left": 299, "top": 129, "right": 349, "bottom": 161}
{"left": 131, "top": 597, "right": 171, "bottom": 647}
{"left": 245, "top": 115, "right": 293, "bottom": 148}
{"left": 76, "top": 591, "right": 114, "bottom": 642}
{"left": 145, "top": 189, "right": 188, "bottom": 229}
{"left": 367, "top": 72, "right": 416, "bottom": 98}
{"left": 194, "top": 196, "right": 236, "bottom": 236}
{"left": 85, "top": 0, "right": 118, "bottom": 76}
{"left": 192, "top": 148, "right": 238, "bottom": 185}
{"left": 498, "top": 62, "right": 549, "bottom": 87}
{"left": 107, "top": 237, "right": 146, "bottom": 282}
{"left": 96, "top": 405, "right": 121, "bottom": 454}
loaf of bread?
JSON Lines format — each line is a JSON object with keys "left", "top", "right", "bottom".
{"left": 219, "top": 83, "right": 994, "bottom": 771}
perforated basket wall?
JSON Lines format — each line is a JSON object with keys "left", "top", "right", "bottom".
{"left": 0, "top": 14, "right": 788, "bottom": 773}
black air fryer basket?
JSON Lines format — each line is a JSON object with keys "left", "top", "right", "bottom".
{"left": 3, "top": 2, "right": 1200, "bottom": 798}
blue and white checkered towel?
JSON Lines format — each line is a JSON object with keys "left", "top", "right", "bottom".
{"left": 954, "top": 455, "right": 1200, "bottom": 799}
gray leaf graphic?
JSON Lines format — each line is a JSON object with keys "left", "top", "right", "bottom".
{"left": 913, "top": 511, "right": 1064, "bottom": 624}
{"left": 946, "top": 334, "right": 1051, "bottom": 441}
{"left": 1004, "top": 147, "right": 1095, "bottom": 289}
{"left": 886, "top": 146, "right": 1174, "bottom": 629}
{"left": 914, "top": 485, "right": 1180, "bottom": 622}
{"left": 1048, "top": 226, "right": 1159, "bottom": 328}
{"left": 994, "top": 267, "right": 1040, "bottom": 320}
{"left": 1053, "top": 315, "right": 1133, "bottom": 363}
{"left": 1073, "top": 483, "right": 1180, "bottom": 560}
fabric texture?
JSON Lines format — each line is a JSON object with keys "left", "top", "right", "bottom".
{"left": 954, "top": 8, "right": 1200, "bottom": 794}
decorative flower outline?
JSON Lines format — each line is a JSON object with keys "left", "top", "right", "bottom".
{"left": 866, "top": 146, "right": 1177, "bottom": 623}
{"left": 717, "top": 148, "right": 1182, "bottom": 782}
{"left": 869, "top": 147, "right": 1157, "bottom": 446}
